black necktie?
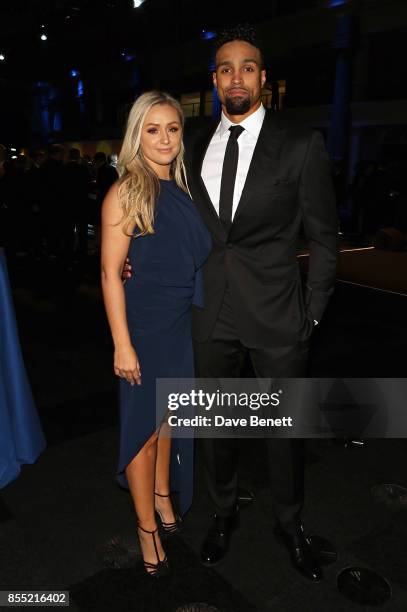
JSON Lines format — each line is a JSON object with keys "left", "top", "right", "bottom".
{"left": 219, "top": 125, "right": 245, "bottom": 232}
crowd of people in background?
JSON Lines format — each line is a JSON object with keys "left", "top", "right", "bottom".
{"left": 1, "top": 141, "right": 407, "bottom": 264}
{"left": 0, "top": 145, "right": 118, "bottom": 267}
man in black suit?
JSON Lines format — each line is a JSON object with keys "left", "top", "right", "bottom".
{"left": 185, "top": 25, "right": 338, "bottom": 581}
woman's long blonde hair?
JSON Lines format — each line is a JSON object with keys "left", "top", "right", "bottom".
{"left": 117, "top": 91, "right": 189, "bottom": 236}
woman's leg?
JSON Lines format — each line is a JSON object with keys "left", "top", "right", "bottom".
{"left": 125, "top": 431, "right": 166, "bottom": 569}
{"left": 154, "top": 421, "right": 177, "bottom": 523}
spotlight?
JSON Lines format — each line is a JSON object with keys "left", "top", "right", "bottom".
{"left": 40, "top": 24, "right": 48, "bottom": 41}
{"left": 202, "top": 29, "right": 216, "bottom": 40}
{"left": 70, "top": 69, "right": 79, "bottom": 77}
{"left": 0, "top": 53, "right": 5, "bottom": 61}
{"left": 133, "top": 0, "right": 145, "bottom": 7}
{"left": 121, "top": 51, "right": 135, "bottom": 62}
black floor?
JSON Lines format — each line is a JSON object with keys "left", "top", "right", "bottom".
{"left": 1, "top": 257, "right": 407, "bottom": 611}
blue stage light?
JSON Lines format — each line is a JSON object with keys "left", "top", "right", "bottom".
{"left": 121, "top": 51, "right": 135, "bottom": 62}
{"left": 70, "top": 69, "right": 79, "bottom": 77}
{"left": 202, "top": 29, "right": 216, "bottom": 40}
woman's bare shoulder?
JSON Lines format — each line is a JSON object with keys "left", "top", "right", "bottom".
{"left": 102, "top": 180, "right": 121, "bottom": 222}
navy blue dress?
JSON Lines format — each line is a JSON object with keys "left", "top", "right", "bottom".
{"left": 116, "top": 179, "right": 212, "bottom": 514}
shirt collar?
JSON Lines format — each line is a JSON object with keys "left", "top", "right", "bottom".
{"left": 219, "top": 103, "right": 266, "bottom": 140}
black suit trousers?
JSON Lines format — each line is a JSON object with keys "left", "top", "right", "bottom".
{"left": 193, "top": 287, "right": 308, "bottom": 532}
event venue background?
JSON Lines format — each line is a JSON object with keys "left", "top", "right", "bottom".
{"left": 1, "top": 1, "right": 407, "bottom": 611}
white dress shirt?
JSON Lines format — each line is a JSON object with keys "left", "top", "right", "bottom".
{"left": 201, "top": 103, "right": 266, "bottom": 220}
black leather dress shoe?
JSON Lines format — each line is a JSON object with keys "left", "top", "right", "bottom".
{"left": 274, "top": 523, "right": 322, "bottom": 582}
{"left": 200, "top": 512, "right": 239, "bottom": 566}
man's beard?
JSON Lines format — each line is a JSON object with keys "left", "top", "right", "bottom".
{"left": 224, "top": 93, "right": 251, "bottom": 115}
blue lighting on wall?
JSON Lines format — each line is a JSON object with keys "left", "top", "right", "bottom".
{"left": 329, "top": 0, "right": 347, "bottom": 6}
{"left": 202, "top": 29, "right": 216, "bottom": 40}
{"left": 53, "top": 111, "right": 62, "bottom": 131}
{"left": 32, "top": 80, "right": 62, "bottom": 140}
{"left": 77, "top": 79, "right": 84, "bottom": 98}
{"left": 121, "top": 52, "right": 135, "bottom": 62}
{"left": 48, "top": 86, "right": 57, "bottom": 103}
{"left": 40, "top": 109, "right": 50, "bottom": 139}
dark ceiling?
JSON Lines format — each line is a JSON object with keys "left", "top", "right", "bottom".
{"left": 0, "top": 1, "right": 326, "bottom": 80}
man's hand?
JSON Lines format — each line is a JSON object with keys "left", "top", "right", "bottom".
{"left": 122, "top": 257, "right": 132, "bottom": 282}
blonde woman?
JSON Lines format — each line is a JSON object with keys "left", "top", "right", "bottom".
{"left": 101, "top": 92, "right": 211, "bottom": 578}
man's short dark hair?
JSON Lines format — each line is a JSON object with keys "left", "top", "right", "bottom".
{"left": 48, "top": 145, "right": 64, "bottom": 158}
{"left": 94, "top": 152, "right": 107, "bottom": 164}
{"left": 214, "top": 23, "right": 264, "bottom": 69}
{"left": 69, "top": 148, "right": 81, "bottom": 161}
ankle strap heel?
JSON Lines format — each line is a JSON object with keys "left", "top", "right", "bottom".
{"left": 137, "top": 523, "right": 169, "bottom": 578}
{"left": 154, "top": 491, "right": 183, "bottom": 535}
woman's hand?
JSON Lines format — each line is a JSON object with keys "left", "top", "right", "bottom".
{"left": 114, "top": 344, "right": 141, "bottom": 386}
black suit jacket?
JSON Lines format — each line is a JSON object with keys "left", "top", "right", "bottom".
{"left": 185, "top": 112, "right": 338, "bottom": 348}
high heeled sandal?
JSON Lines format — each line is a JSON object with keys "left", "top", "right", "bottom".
{"left": 137, "top": 524, "right": 170, "bottom": 578}
{"left": 154, "top": 491, "right": 183, "bottom": 535}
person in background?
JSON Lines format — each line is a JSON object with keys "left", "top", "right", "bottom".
{"left": 0, "top": 145, "right": 7, "bottom": 248}
{"left": 61, "top": 148, "right": 91, "bottom": 266}
{"left": 108, "top": 153, "right": 118, "bottom": 168}
{"left": 93, "top": 152, "right": 118, "bottom": 250}
{"left": 24, "top": 149, "right": 46, "bottom": 258}
{"left": 39, "top": 145, "right": 65, "bottom": 257}
{"left": 0, "top": 157, "right": 27, "bottom": 258}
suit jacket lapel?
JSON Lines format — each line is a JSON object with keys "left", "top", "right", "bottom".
{"left": 188, "top": 121, "right": 228, "bottom": 243}
{"left": 187, "top": 113, "right": 285, "bottom": 242}
{"left": 230, "top": 114, "right": 286, "bottom": 231}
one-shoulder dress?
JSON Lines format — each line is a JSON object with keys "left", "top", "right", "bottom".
{"left": 116, "top": 179, "right": 212, "bottom": 514}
